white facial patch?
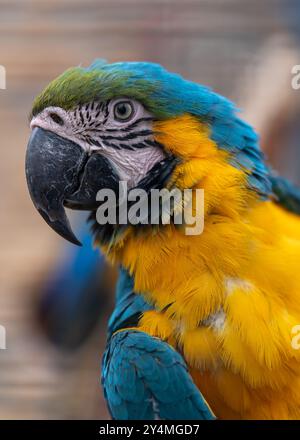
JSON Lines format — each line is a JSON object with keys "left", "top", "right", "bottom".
{"left": 98, "top": 143, "right": 165, "bottom": 187}
{"left": 30, "top": 99, "right": 166, "bottom": 188}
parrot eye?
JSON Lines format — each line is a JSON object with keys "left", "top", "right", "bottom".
{"left": 113, "top": 101, "right": 134, "bottom": 122}
{"left": 49, "top": 112, "right": 64, "bottom": 126}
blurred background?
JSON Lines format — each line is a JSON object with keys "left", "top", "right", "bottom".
{"left": 0, "top": 0, "right": 299, "bottom": 419}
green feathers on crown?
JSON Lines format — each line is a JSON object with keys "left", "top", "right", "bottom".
{"left": 30, "top": 64, "right": 158, "bottom": 119}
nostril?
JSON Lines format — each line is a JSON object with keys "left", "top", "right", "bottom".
{"left": 49, "top": 112, "right": 64, "bottom": 126}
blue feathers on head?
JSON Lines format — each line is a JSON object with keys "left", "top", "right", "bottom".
{"left": 88, "top": 60, "right": 272, "bottom": 197}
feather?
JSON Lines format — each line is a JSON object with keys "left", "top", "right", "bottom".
{"left": 102, "top": 329, "right": 215, "bottom": 420}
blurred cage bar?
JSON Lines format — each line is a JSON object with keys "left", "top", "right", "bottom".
{"left": 0, "top": 0, "right": 299, "bottom": 419}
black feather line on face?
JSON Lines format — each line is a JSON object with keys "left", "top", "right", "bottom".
{"left": 88, "top": 155, "right": 180, "bottom": 246}
{"left": 100, "top": 129, "right": 153, "bottom": 142}
{"left": 102, "top": 100, "right": 110, "bottom": 125}
{"left": 89, "top": 137, "right": 165, "bottom": 152}
{"left": 104, "top": 117, "right": 154, "bottom": 133}
{"left": 75, "top": 108, "right": 155, "bottom": 151}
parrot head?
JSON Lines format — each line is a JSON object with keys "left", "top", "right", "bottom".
{"left": 26, "top": 60, "right": 272, "bottom": 246}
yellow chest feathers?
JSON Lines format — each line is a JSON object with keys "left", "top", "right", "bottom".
{"left": 100, "top": 115, "right": 300, "bottom": 419}
{"left": 103, "top": 200, "right": 300, "bottom": 419}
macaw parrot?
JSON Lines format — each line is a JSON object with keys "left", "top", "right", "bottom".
{"left": 25, "top": 60, "right": 300, "bottom": 420}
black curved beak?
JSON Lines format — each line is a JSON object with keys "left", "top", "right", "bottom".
{"left": 25, "top": 127, "right": 119, "bottom": 246}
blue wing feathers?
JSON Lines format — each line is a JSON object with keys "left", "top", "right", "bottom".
{"left": 102, "top": 329, "right": 215, "bottom": 420}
